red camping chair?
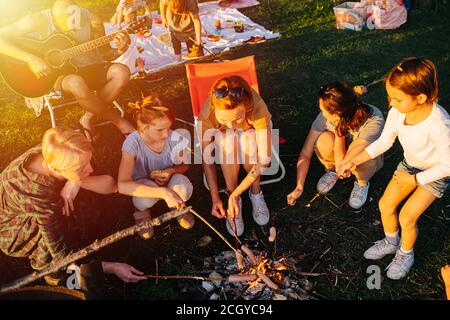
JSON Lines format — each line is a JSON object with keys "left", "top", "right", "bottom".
{"left": 184, "top": 55, "right": 285, "bottom": 190}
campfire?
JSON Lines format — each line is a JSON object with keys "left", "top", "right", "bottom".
{"left": 200, "top": 248, "right": 315, "bottom": 300}
{"left": 185, "top": 209, "right": 316, "bottom": 300}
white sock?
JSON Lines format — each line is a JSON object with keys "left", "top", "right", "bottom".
{"left": 400, "top": 246, "right": 413, "bottom": 255}
{"left": 385, "top": 230, "right": 400, "bottom": 246}
{"left": 250, "top": 190, "right": 262, "bottom": 196}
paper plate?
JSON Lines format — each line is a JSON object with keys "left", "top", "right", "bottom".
{"left": 207, "top": 34, "right": 221, "bottom": 42}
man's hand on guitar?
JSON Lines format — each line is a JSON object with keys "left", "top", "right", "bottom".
{"left": 27, "top": 56, "right": 49, "bottom": 79}
{"left": 113, "top": 32, "right": 131, "bottom": 54}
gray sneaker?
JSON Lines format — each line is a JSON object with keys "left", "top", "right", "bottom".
{"left": 249, "top": 189, "right": 270, "bottom": 226}
{"left": 363, "top": 238, "right": 400, "bottom": 260}
{"left": 386, "top": 250, "right": 414, "bottom": 280}
{"left": 316, "top": 171, "right": 338, "bottom": 194}
{"left": 349, "top": 182, "right": 369, "bottom": 209}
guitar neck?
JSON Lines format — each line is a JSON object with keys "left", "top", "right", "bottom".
{"left": 59, "top": 30, "right": 124, "bottom": 61}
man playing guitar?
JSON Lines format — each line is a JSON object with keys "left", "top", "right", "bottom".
{"left": 0, "top": 0, "right": 136, "bottom": 141}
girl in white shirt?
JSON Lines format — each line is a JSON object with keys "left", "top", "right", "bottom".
{"left": 338, "top": 57, "right": 450, "bottom": 280}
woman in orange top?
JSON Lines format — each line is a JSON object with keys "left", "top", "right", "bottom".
{"left": 199, "top": 76, "right": 272, "bottom": 237}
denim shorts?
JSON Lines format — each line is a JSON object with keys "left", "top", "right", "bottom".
{"left": 397, "top": 160, "right": 449, "bottom": 198}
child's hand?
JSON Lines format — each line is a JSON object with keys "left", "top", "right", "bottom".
{"left": 287, "top": 186, "right": 303, "bottom": 206}
{"left": 393, "top": 170, "right": 416, "bottom": 186}
{"left": 162, "top": 18, "right": 168, "bottom": 29}
{"left": 211, "top": 198, "right": 226, "bottom": 219}
{"left": 150, "top": 169, "right": 171, "bottom": 186}
{"left": 163, "top": 188, "right": 185, "bottom": 210}
{"left": 337, "top": 161, "right": 355, "bottom": 179}
{"left": 353, "top": 85, "right": 368, "bottom": 96}
{"left": 60, "top": 180, "right": 82, "bottom": 216}
{"left": 103, "top": 262, "right": 147, "bottom": 283}
{"left": 227, "top": 193, "right": 241, "bottom": 220}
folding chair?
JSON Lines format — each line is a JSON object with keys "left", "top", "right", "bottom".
{"left": 43, "top": 91, "right": 125, "bottom": 129}
{"left": 184, "top": 55, "right": 285, "bottom": 190}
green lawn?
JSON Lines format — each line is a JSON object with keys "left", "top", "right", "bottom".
{"left": 0, "top": 0, "right": 449, "bottom": 300}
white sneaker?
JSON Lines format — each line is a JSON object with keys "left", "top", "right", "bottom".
{"left": 386, "top": 250, "right": 414, "bottom": 280}
{"left": 316, "top": 171, "right": 338, "bottom": 194}
{"left": 349, "top": 182, "right": 369, "bottom": 209}
{"left": 248, "top": 189, "right": 270, "bottom": 226}
{"left": 363, "top": 238, "right": 400, "bottom": 260}
{"left": 226, "top": 197, "right": 244, "bottom": 237}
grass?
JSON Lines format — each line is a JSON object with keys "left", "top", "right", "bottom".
{"left": 0, "top": 0, "right": 449, "bottom": 300}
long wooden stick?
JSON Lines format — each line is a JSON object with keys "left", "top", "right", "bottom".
{"left": 365, "top": 77, "right": 384, "bottom": 88}
{"left": 145, "top": 275, "right": 227, "bottom": 281}
{"left": 0, "top": 206, "right": 192, "bottom": 295}
{"left": 189, "top": 208, "right": 238, "bottom": 253}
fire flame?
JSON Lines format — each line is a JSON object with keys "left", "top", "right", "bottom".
{"left": 240, "top": 254, "right": 288, "bottom": 289}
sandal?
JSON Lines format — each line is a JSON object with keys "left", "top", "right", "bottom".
{"left": 78, "top": 117, "right": 100, "bottom": 143}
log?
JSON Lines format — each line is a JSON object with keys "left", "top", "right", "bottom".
{"left": 0, "top": 206, "right": 192, "bottom": 295}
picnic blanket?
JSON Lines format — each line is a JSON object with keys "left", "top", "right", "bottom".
{"left": 204, "top": 0, "right": 260, "bottom": 10}
{"left": 106, "top": 4, "right": 280, "bottom": 74}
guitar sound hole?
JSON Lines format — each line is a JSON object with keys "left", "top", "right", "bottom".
{"left": 46, "top": 50, "right": 64, "bottom": 68}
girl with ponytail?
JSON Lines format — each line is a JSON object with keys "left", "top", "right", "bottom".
{"left": 118, "top": 96, "right": 194, "bottom": 239}
{"left": 287, "top": 81, "right": 385, "bottom": 210}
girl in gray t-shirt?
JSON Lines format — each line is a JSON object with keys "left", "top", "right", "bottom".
{"left": 118, "top": 96, "right": 195, "bottom": 239}
{"left": 287, "top": 81, "right": 385, "bottom": 210}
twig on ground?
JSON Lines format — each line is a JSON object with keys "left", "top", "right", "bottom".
{"left": 323, "top": 195, "right": 340, "bottom": 209}
{"left": 319, "top": 247, "right": 332, "bottom": 259}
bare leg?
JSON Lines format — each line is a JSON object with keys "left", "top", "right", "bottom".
{"left": 352, "top": 158, "right": 380, "bottom": 186}
{"left": 217, "top": 130, "right": 240, "bottom": 193}
{"left": 347, "top": 141, "right": 383, "bottom": 186}
{"left": 61, "top": 75, "right": 120, "bottom": 121}
{"left": 378, "top": 176, "right": 418, "bottom": 234}
{"left": 398, "top": 187, "right": 436, "bottom": 251}
{"left": 96, "top": 64, "right": 135, "bottom": 134}
{"left": 61, "top": 75, "right": 131, "bottom": 140}
{"left": 314, "top": 131, "right": 335, "bottom": 171}
{"left": 240, "top": 129, "right": 261, "bottom": 194}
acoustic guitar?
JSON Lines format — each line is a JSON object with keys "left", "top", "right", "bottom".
{"left": 0, "top": 16, "right": 149, "bottom": 98}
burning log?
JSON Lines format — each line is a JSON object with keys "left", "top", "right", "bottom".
{"left": 228, "top": 274, "right": 258, "bottom": 282}
{"left": 256, "top": 270, "right": 279, "bottom": 291}
{"left": 241, "top": 245, "right": 258, "bottom": 265}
